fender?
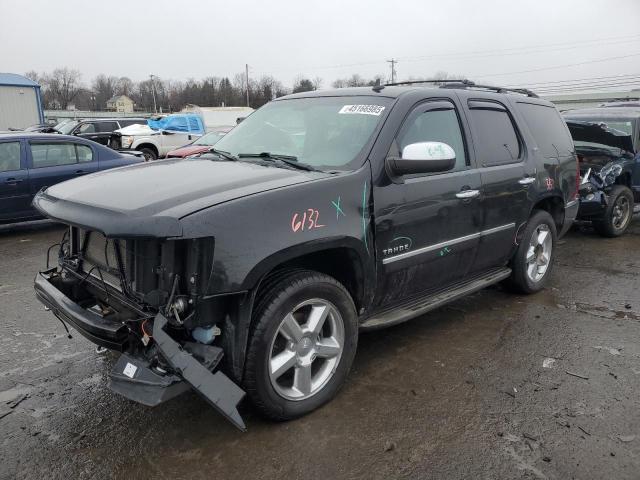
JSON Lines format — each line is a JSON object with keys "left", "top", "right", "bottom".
{"left": 241, "top": 235, "right": 375, "bottom": 308}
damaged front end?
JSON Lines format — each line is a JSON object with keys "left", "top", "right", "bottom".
{"left": 34, "top": 227, "right": 246, "bottom": 430}
{"left": 577, "top": 162, "right": 625, "bottom": 219}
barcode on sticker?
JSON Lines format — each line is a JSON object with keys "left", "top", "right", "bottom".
{"left": 123, "top": 362, "right": 137, "bottom": 378}
{"left": 339, "top": 105, "right": 385, "bottom": 116}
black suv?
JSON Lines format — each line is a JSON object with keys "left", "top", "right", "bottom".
{"left": 33, "top": 84, "right": 578, "bottom": 430}
{"left": 54, "top": 118, "right": 147, "bottom": 145}
{"left": 563, "top": 106, "right": 639, "bottom": 236}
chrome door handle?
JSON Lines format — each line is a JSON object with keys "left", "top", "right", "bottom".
{"left": 456, "top": 190, "right": 480, "bottom": 199}
{"left": 519, "top": 177, "right": 535, "bottom": 185}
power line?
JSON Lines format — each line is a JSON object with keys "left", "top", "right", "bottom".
{"left": 474, "top": 53, "right": 640, "bottom": 79}
{"left": 506, "top": 73, "right": 640, "bottom": 88}
{"left": 535, "top": 82, "right": 640, "bottom": 94}
{"left": 523, "top": 76, "right": 640, "bottom": 91}
{"left": 253, "top": 34, "right": 640, "bottom": 76}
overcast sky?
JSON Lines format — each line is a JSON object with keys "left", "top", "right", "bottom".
{"left": 1, "top": 0, "right": 639, "bottom": 93}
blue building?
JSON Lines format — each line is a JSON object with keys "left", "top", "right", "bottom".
{"left": 0, "top": 73, "right": 45, "bottom": 130}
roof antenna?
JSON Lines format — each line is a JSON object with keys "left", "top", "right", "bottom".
{"left": 372, "top": 78, "right": 384, "bottom": 93}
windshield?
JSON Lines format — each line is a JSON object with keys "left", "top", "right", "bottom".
{"left": 194, "top": 131, "right": 224, "bottom": 146}
{"left": 213, "top": 96, "right": 392, "bottom": 170}
{"left": 55, "top": 120, "right": 78, "bottom": 134}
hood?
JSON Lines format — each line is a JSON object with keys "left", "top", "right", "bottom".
{"left": 115, "top": 123, "right": 157, "bottom": 136}
{"left": 166, "top": 145, "right": 210, "bottom": 158}
{"left": 565, "top": 120, "right": 634, "bottom": 152}
{"left": 33, "top": 159, "right": 328, "bottom": 237}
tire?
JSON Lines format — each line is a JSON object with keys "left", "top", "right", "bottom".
{"left": 244, "top": 270, "right": 358, "bottom": 421}
{"left": 139, "top": 147, "right": 157, "bottom": 161}
{"left": 593, "top": 185, "right": 634, "bottom": 238}
{"left": 508, "top": 210, "right": 558, "bottom": 294}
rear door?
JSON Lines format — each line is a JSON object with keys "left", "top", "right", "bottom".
{"left": 94, "top": 121, "right": 120, "bottom": 145}
{"left": 0, "top": 139, "right": 33, "bottom": 222}
{"left": 462, "top": 99, "right": 533, "bottom": 272}
{"left": 27, "top": 140, "right": 100, "bottom": 194}
{"left": 373, "top": 99, "right": 483, "bottom": 306}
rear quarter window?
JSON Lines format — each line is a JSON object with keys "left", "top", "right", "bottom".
{"left": 516, "top": 102, "right": 573, "bottom": 158}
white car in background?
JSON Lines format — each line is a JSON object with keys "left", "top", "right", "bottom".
{"left": 110, "top": 113, "right": 205, "bottom": 160}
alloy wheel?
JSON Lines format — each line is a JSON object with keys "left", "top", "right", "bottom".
{"left": 525, "top": 224, "right": 552, "bottom": 283}
{"left": 612, "top": 196, "right": 631, "bottom": 230}
{"left": 268, "top": 299, "right": 344, "bottom": 401}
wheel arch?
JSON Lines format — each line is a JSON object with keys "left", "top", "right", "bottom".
{"left": 244, "top": 237, "right": 371, "bottom": 314}
{"left": 134, "top": 141, "right": 159, "bottom": 157}
{"left": 530, "top": 194, "right": 565, "bottom": 231}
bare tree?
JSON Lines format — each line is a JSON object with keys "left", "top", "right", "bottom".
{"left": 116, "top": 77, "right": 134, "bottom": 97}
{"left": 45, "top": 68, "right": 83, "bottom": 109}
{"left": 92, "top": 74, "right": 119, "bottom": 110}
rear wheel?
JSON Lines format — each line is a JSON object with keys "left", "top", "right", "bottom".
{"left": 594, "top": 185, "right": 633, "bottom": 237}
{"left": 508, "top": 210, "right": 557, "bottom": 294}
{"left": 244, "top": 271, "right": 358, "bottom": 421}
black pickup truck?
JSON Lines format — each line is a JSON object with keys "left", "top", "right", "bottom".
{"left": 33, "top": 83, "right": 578, "bottom": 430}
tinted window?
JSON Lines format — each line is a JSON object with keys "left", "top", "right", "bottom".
{"left": 76, "top": 144, "right": 93, "bottom": 162}
{"left": 97, "top": 121, "right": 118, "bottom": 133}
{"left": 0, "top": 142, "right": 21, "bottom": 172}
{"left": 517, "top": 103, "right": 573, "bottom": 157}
{"left": 30, "top": 143, "right": 78, "bottom": 168}
{"left": 398, "top": 108, "right": 467, "bottom": 171}
{"left": 120, "top": 119, "right": 146, "bottom": 127}
{"left": 469, "top": 105, "right": 520, "bottom": 166}
{"left": 77, "top": 123, "right": 96, "bottom": 134}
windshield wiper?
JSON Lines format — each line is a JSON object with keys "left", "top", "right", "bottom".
{"left": 207, "top": 148, "right": 239, "bottom": 162}
{"left": 237, "top": 152, "right": 320, "bottom": 172}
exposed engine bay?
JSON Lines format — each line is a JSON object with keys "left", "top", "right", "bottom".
{"left": 34, "top": 226, "right": 247, "bottom": 430}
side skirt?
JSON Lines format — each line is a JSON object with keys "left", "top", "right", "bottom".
{"left": 360, "top": 267, "right": 511, "bottom": 330}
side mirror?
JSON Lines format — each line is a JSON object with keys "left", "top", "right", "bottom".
{"left": 387, "top": 142, "right": 456, "bottom": 176}
{"left": 162, "top": 130, "right": 175, "bottom": 135}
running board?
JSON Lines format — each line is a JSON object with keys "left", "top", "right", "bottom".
{"left": 360, "top": 267, "right": 511, "bottom": 330}
{"left": 153, "top": 314, "right": 247, "bottom": 431}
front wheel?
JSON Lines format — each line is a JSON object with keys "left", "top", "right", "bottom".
{"left": 594, "top": 185, "right": 634, "bottom": 237}
{"left": 244, "top": 271, "right": 358, "bottom": 421}
{"left": 508, "top": 210, "right": 557, "bottom": 294}
{"left": 139, "top": 147, "right": 157, "bottom": 161}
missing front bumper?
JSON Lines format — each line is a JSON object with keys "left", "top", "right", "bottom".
{"left": 34, "top": 270, "right": 247, "bottom": 431}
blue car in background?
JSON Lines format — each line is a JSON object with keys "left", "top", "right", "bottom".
{"left": 0, "top": 133, "right": 143, "bottom": 224}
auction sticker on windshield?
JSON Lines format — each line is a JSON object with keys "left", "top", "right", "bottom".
{"left": 339, "top": 105, "right": 385, "bottom": 115}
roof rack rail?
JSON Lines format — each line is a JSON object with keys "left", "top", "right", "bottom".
{"left": 385, "top": 79, "right": 474, "bottom": 87}
{"left": 384, "top": 79, "right": 539, "bottom": 98}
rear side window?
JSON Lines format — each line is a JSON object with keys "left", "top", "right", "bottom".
{"left": 76, "top": 144, "right": 94, "bottom": 162}
{"left": 468, "top": 103, "right": 521, "bottom": 166}
{"left": 77, "top": 123, "right": 96, "bottom": 134}
{"left": 516, "top": 102, "right": 574, "bottom": 158}
{"left": 120, "top": 119, "right": 145, "bottom": 127}
{"left": 29, "top": 142, "right": 91, "bottom": 168}
{"left": 0, "top": 142, "right": 21, "bottom": 172}
{"left": 97, "top": 121, "right": 118, "bottom": 133}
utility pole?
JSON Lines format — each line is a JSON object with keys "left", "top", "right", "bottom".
{"left": 245, "top": 64, "right": 250, "bottom": 107}
{"left": 149, "top": 74, "right": 158, "bottom": 114}
{"left": 386, "top": 59, "right": 397, "bottom": 84}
